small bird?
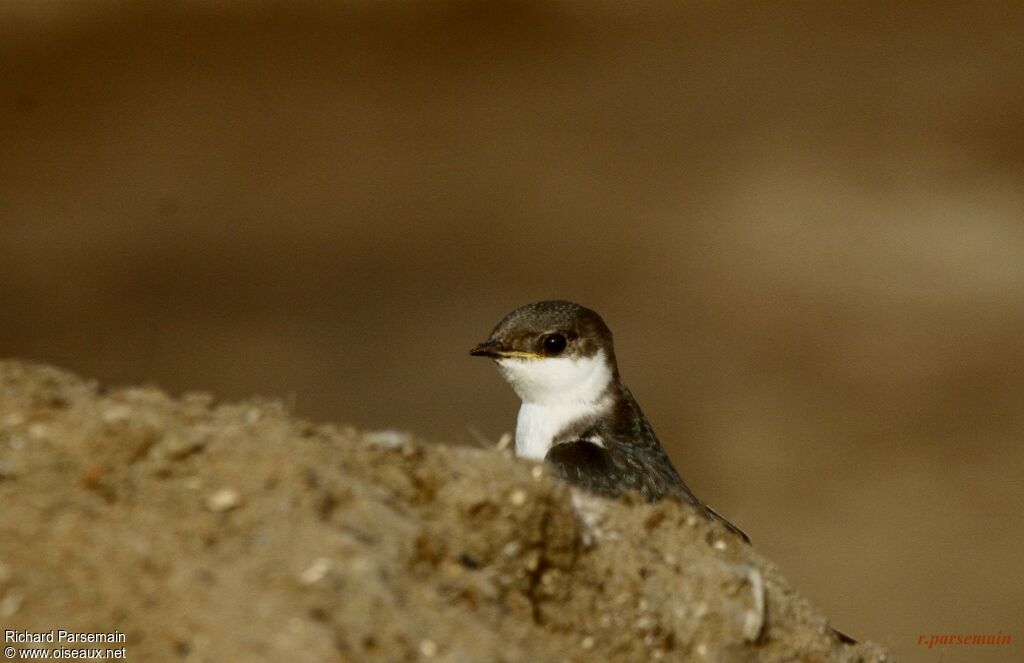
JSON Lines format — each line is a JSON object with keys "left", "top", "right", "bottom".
{"left": 470, "top": 300, "right": 749, "bottom": 543}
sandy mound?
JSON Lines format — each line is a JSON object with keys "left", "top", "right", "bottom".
{"left": 0, "top": 361, "right": 888, "bottom": 662}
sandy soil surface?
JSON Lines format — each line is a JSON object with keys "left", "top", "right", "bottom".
{"left": 0, "top": 361, "right": 890, "bottom": 662}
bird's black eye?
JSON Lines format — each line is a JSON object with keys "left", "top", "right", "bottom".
{"left": 541, "top": 333, "right": 568, "bottom": 356}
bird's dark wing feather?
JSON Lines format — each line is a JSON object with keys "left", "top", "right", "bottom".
{"left": 543, "top": 440, "right": 622, "bottom": 499}
{"left": 545, "top": 438, "right": 750, "bottom": 544}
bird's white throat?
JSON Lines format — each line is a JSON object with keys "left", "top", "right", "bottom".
{"left": 496, "top": 350, "right": 613, "bottom": 460}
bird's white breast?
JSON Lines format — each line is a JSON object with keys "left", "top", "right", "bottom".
{"left": 515, "top": 400, "right": 607, "bottom": 459}
{"left": 496, "top": 351, "right": 613, "bottom": 460}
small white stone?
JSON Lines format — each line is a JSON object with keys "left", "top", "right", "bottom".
{"left": 206, "top": 488, "right": 242, "bottom": 512}
{"left": 363, "top": 430, "right": 410, "bottom": 448}
{"left": 299, "top": 558, "right": 332, "bottom": 585}
{"left": 581, "top": 636, "right": 595, "bottom": 650}
{"left": 530, "top": 465, "right": 545, "bottom": 480}
{"left": 712, "top": 539, "right": 728, "bottom": 551}
{"left": 740, "top": 565, "right": 766, "bottom": 642}
{"left": 509, "top": 489, "right": 528, "bottom": 506}
{"left": 102, "top": 405, "right": 133, "bottom": 423}
{"left": 419, "top": 639, "right": 438, "bottom": 657}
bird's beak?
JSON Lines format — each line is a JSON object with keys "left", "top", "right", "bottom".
{"left": 469, "top": 339, "right": 505, "bottom": 358}
{"left": 469, "top": 339, "right": 542, "bottom": 359}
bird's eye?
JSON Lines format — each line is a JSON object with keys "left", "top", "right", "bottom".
{"left": 541, "top": 333, "right": 568, "bottom": 356}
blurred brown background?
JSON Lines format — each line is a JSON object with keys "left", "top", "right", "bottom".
{"left": 2, "top": 2, "right": 1022, "bottom": 660}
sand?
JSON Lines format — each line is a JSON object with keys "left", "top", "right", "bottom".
{"left": 0, "top": 361, "right": 890, "bottom": 662}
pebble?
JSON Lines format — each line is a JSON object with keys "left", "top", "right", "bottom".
{"left": 102, "top": 405, "right": 133, "bottom": 424}
{"left": 298, "top": 558, "right": 332, "bottom": 585}
{"left": 363, "top": 430, "right": 410, "bottom": 449}
{"left": 205, "top": 488, "right": 242, "bottom": 512}
{"left": 419, "top": 639, "right": 438, "bottom": 657}
{"left": 509, "top": 489, "right": 527, "bottom": 506}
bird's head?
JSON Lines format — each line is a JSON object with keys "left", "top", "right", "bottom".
{"left": 470, "top": 300, "right": 616, "bottom": 405}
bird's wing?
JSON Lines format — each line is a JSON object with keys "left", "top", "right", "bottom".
{"left": 543, "top": 439, "right": 627, "bottom": 499}
{"left": 702, "top": 503, "right": 751, "bottom": 545}
{"left": 545, "top": 438, "right": 750, "bottom": 544}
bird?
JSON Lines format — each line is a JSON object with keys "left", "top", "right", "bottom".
{"left": 470, "top": 300, "right": 749, "bottom": 544}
